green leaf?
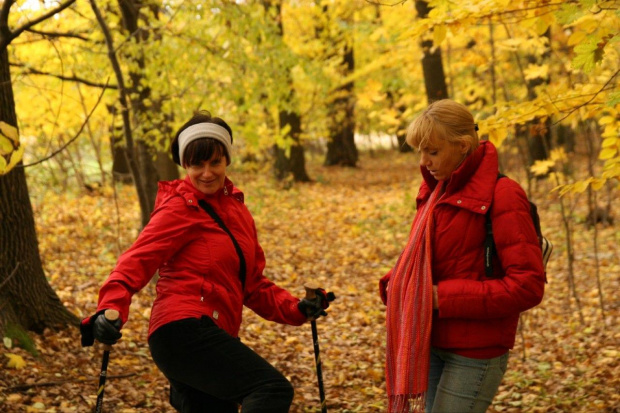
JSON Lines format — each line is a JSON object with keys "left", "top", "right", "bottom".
{"left": 572, "top": 40, "right": 604, "bottom": 73}
{"left": 607, "top": 91, "right": 620, "bottom": 107}
{"left": 555, "top": 3, "right": 582, "bottom": 25}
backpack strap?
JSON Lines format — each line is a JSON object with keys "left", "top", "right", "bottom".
{"left": 198, "top": 200, "right": 246, "bottom": 288}
{"left": 484, "top": 173, "right": 505, "bottom": 278}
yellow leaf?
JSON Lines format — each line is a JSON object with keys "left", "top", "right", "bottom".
{"left": 591, "top": 178, "right": 606, "bottom": 191}
{"left": 524, "top": 63, "right": 549, "bottom": 80}
{"left": 0, "top": 121, "right": 18, "bottom": 144}
{"left": 567, "top": 31, "right": 587, "bottom": 46}
{"left": 573, "top": 179, "right": 591, "bottom": 193}
{"left": 488, "top": 126, "right": 508, "bottom": 147}
{"left": 601, "top": 137, "right": 618, "bottom": 148}
{"left": 0, "top": 155, "right": 7, "bottom": 174}
{"left": 0, "top": 135, "right": 12, "bottom": 156}
{"left": 433, "top": 25, "right": 447, "bottom": 46}
{"left": 5, "top": 353, "right": 26, "bottom": 369}
{"left": 599, "top": 116, "right": 616, "bottom": 126}
{"left": 533, "top": 17, "right": 551, "bottom": 36}
{"left": 530, "top": 160, "right": 555, "bottom": 176}
{"left": 599, "top": 147, "right": 618, "bottom": 160}
{"left": 550, "top": 148, "right": 567, "bottom": 162}
{"left": 2, "top": 145, "right": 24, "bottom": 175}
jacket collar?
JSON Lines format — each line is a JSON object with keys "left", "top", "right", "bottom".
{"left": 417, "top": 140, "right": 499, "bottom": 213}
{"left": 155, "top": 176, "right": 244, "bottom": 210}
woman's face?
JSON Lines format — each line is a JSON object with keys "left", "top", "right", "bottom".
{"left": 418, "top": 137, "right": 468, "bottom": 181}
{"left": 186, "top": 153, "right": 227, "bottom": 195}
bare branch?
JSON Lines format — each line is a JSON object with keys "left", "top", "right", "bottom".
{"left": 19, "top": 80, "right": 109, "bottom": 168}
{"left": 11, "top": 63, "right": 118, "bottom": 89}
{"left": 0, "top": 0, "right": 15, "bottom": 48}
{"left": 364, "top": 0, "right": 407, "bottom": 6}
{"left": 25, "top": 28, "right": 90, "bottom": 41}
{"left": 552, "top": 69, "right": 620, "bottom": 125}
{"left": 8, "top": 0, "right": 78, "bottom": 45}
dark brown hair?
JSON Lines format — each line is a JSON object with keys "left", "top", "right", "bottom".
{"left": 171, "top": 110, "right": 233, "bottom": 166}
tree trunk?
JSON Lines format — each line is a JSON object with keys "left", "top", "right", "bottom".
{"left": 416, "top": 0, "right": 449, "bottom": 102}
{"left": 323, "top": 9, "right": 358, "bottom": 167}
{"left": 281, "top": 109, "right": 311, "bottom": 182}
{"left": 118, "top": 0, "right": 178, "bottom": 219}
{"left": 267, "top": 0, "right": 311, "bottom": 182}
{"left": 0, "top": 48, "right": 78, "bottom": 335}
{"left": 526, "top": 29, "right": 552, "bottom": 163}
{"left": 324, "top": 79, "right": 358, "bottom": 166}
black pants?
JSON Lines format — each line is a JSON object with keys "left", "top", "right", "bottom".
{"left": 148, "top": 316, "right": 294, "bottom": 413}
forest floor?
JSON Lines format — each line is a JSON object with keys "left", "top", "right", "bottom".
{"left": 0, "top": 149, "right": 618, "bottom": 412}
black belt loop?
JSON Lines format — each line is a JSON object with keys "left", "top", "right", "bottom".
{"left": 198, "top": 200, "right": 246, "bottom": 288}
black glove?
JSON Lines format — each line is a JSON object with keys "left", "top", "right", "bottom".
{"left": 92, "top": 311, "right": 122, "bottom": 345}
{"left": 298, "top": 288, "right": 336, "bottom": 319}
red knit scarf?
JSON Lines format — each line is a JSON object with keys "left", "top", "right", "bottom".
{"left": 386, "top": 181, "right": 443, "bottom": 412}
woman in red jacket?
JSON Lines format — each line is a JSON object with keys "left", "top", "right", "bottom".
{"left": 81, "top": 111, "right": 333, "bottom": 413}
{"left": 379, "top": 100, "right": 544, "bottom": 413}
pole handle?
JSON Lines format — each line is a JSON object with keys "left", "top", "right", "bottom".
{"left": 102, "top": 309, "right": 120, "bottom": 351}
{"left": 104, "top": 309, "right": 119, "bottom": 322}
{"left": 304, "top": 283, "right": 319, "bottom": 300}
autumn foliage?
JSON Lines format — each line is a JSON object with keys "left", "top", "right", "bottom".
{"left": 1, "top": 151, "right": 618, "bottom": 412}
{"left": 1, "top": 0, "right": 619, "bottom": 411}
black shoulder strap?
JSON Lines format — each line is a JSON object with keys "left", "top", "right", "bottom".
{"left": 198, "top": 200, "right": 246, "bottom": 288}
{"left": 484, "top": 173, "right": 506, "bottom": 278}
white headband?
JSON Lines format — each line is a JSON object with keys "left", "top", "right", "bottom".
{"left": 178, "top": 123, "right": 233, "bottom": 165}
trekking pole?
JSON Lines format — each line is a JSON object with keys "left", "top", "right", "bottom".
{"left": 94, "top": 309, "right": 119, "bottom": 413}
{"left": 304, "top": 284, "right": 328, "bottom": 413}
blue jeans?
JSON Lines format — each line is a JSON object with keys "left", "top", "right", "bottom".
{"left": 426, "top": 348, "right": 508, "bottom": 413}
{"left": 148, "top": 316, "right": 294, "bottom": 413}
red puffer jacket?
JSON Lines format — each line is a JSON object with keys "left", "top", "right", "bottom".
{"left": 95, "top": 176, "right": 306, "bottom": 338}
{"left": 380, "top": 141, "right": 545, "bottom": 358}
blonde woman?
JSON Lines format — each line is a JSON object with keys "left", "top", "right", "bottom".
{"left": 379, "top": 99, "right": 545, "bottom": 413}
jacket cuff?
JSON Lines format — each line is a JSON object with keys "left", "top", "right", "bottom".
{"left": 379, "top": 273, "right": 390, "bottom": 305}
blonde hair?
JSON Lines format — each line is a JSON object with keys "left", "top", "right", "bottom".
{"left": 406, "top": 99, "right": 479, "bottom": 153}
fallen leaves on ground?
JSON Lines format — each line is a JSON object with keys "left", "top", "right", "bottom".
{"left": 0, "top": 150, "right": 618, "bottom": 412}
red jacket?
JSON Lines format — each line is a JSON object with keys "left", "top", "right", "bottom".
{"left": 380, "top": 141, "right": 545, "bottom": 358}
{"left": 96, "top": 176, "right": 306, "bottom": 338}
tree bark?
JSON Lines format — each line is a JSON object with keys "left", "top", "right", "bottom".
{"left": 116, "top": 0, "right": 178, "bottom": 218}
{"left": 416, "top": 1, "right": 449, "bottom": 103}
{"left": 324, "top": 44, "right": 358, "bottom": 166}
{"left": 280, "top": 108, "right": 310, "bottom": 182}
{"left": 526, "top": 30, "right": 552, "bottom": 163}
{"left": 266, "top": 0, "right": 311, "bottom": 182}
{"left": 0, "top": 47, "right": 79, "bottom": 335}
{"left": 322, "top": 5, "right": 358, "bottom": 167}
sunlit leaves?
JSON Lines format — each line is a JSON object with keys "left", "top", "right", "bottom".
{"left": 524, "top": 63, "right": 549, "bottom": 81}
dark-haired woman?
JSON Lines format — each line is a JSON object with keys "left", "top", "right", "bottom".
{"left": 81, "top": 111, "right": 333, "bottom": 413}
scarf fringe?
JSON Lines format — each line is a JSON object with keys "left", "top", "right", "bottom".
{"left": 389, "top": 393, "right": 426, "bottom": 413}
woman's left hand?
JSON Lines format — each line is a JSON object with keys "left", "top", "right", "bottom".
{"left": 298, "top": 288, "right": 336, "bottom": 319}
